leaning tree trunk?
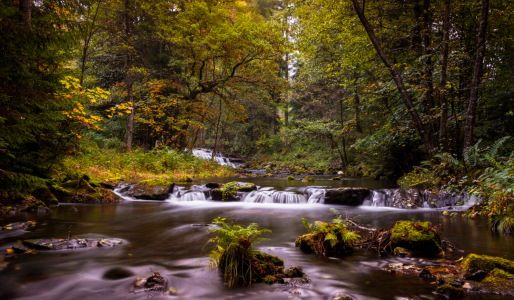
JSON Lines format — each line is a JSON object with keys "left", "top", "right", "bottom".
{"left": 463, "top": 0, "right": 489, "bottom": 149}
{"left": 350, "top": 0, "right": 435, "bottom": 155}
{"left": 439, "top": 0, "right": 451, "bottom": 151}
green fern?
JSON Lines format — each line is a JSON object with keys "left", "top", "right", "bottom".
{"left": 486, "top": 136, "right": 510, "bottom": 159}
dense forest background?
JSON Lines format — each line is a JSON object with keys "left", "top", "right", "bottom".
{"left": 1, "top": 0, "right": 513, "bottom": 180}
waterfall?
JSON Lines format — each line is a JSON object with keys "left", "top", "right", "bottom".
{"left": 304, "top": 188, "right": 326, "bottom": 203}
{"left": 243, "top": 190, "right": 307, "bottom": 204}
{"left": 190, "top": 148, "right": 243, "bottom": 168}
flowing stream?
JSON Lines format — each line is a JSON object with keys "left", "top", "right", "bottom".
{"left": 0, "top": 177, "right": 513, "bottom": 300}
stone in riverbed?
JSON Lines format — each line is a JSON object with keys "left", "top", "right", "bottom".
{"left": 132, "top": 272, "right": 167, "bottom": 293}
{"left": 333, "top": 292, "right": 353, "bottom": 300}
{"left": 390, "top": 220, "right": 442, "bottom": 255}
{"left": 205, "top": 182, "right": 220, "bottom": 188}
{"left": 21, "top": 237, "right": 121, "bottom": 250}
{"left": 103, "top": 267, "right": 134, "bottom": 280}
{"left": 211, "top": 182, "right": 256, "bottom": 201}
{"left": 127, "top": 179, "right": 175, "bottom": 200}
{"left": 324, "top": 188, "right": 371, "bottom": 205}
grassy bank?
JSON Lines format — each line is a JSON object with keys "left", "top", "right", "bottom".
{"left": 58, "top": 140, "right": 237, "bottom": 183}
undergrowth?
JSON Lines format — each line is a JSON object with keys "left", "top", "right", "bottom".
{"left": 57, "top": 138, "right": 236, "bottom": 183}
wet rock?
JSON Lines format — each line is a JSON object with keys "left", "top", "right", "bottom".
{"left": 282, "top": 277, "right": 310, "bottom": 286}
{"left": 128, "top": 179, "right": 175, "bottom": 200}
{"left": 435, "top": 284, "right": 467, "bottom": 299}
{"left": 393, "top": 247, "right": 411, "bottom": 257}
{"left": 418, "top": 268, "right": 434, "bottom": 279}
{"left": 11, "top": 245, "right": 29, "bottom": 253}
{"left": 465, "top": 270, "right": 487, "bottom": 282}
{"left": 324, "top": 188, "right": 371, "bottom": 206}
{"left": 3, "top": 221, "right": 35, "bottom": 230}
{"left": 55, "top": 179, "right": 122, "bottom": 203}
{"left": 284, "top": 266, "right": 304, "bottom": 278}
{"left": 390, "top": 220, "right": 442, "bottom": 255}
{"left": 461, "top": 254, "right": 514, "bottom": 276}
{"left": 69, "top": 206, "right": 78, "bottom": 212}
{"left": 205, "top": 182, "right": 220, "bottom": 189}
{"left": 21, "top": 237, "right": 121, "bottom": 250}
{"left": 103, "top": 267, "right": 134, "bottom": 280}
{"left": 133, "top": 277, "right": 147, "bottom": 288}
{"left": 390, "top": 189, "right": 423, "bottom": 209}
{"left": 179, "top": 175, "right": 192, "bottom": 182}
{"left": 144, "top": 272, "right": 166, "bottom": 292}
{"left": 211, "top": 182, "right": 256, "bottom": 201}
{"left": 333, "top": 292, "right": 353, "bottom": 300}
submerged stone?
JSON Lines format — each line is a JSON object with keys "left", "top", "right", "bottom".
{"left": 324, "top": 188, "right": 371, "bottom": 206}
{"left": 390, "top": 220, "right": 441, "bottom": 255}
{"left": 205, "top": 182, "right": 220, "bottom": 188}
{"left": 20, "top": 237, "right": 121, "bottom": 251}
{"left": 103, "top": 267, "right": 134, "bottom": 280}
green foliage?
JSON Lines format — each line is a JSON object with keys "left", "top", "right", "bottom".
{"left": 207, "top": 218, "right": 273, "bottom": 287}
{"left": 460, "top": 254, "right": 514, "bottom": 275}
{"left": 296, "top": 209, "right": 360, "bottom": 255}
{"left": 390, "top": 220, "right": 442, "bottom": 254}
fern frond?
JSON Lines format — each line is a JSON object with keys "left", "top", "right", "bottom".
{"left": 486, "top": 136, "right": 510, "bottom": 159}
{"left": 434, "top": 153, "right": 461, "bottom": 166}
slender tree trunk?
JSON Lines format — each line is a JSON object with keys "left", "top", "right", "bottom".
{"left": 19, "top": 0, "right": 31, "bottom": 29}
{"left": 350, "top": 0, "right": 435, "bottom": 155}
{"left": 340, "top": 100, "right": 348, "bottom": 168}
{"left": 439, "top": 0, "right": 451, "bottom": 151}
{"left": 212, "top": 99, "right": 223, "bottom": 160}
{"left": 422, "top": 0, "right": 436, "bottom": 144}
{"left": 284, "top": 52, "right": 289, "bottom": 127}
{"left": 124, "top": 0, "right": 134, "bottom": 152}
{"left": 353, "top": 72, "right": 362, "bottom": 133}
{"left": 463, "top": 0, "right": 489, "bottom": 149}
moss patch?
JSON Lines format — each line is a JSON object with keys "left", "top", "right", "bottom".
{"left": 179, "top": 175, "right": 192, "bottom": 182}
{"left": 460, "top": 254, "right": 514, "bottom": 276}
{"left": 390, "top": 220, "right": 441, "bottom": 255}
{"left": 331, "top": 177, "right": 341, "bottom": 180}
{"left": 287, "top": 176, "right": 295, "bottom": 180}
{"left": 211, "top": 182, "right": 256, "bottom": 201}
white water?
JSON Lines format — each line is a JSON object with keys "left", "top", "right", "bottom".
{"left": 243, "top": 190, "right": 307, "bottom": 204}
{"left": 190, "top": 148, "right": 242, "bottom": 168}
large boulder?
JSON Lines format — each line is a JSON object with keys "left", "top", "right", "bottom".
{"left": 390, "top": 220, "right": 442, "bottom": 255}
{"left": 324, "top": 188, "right": 371, "bottom": 205}
{"left": 128, "top": 179, "right": 175, "bottom": 200}
{"left": 460, "top": 254, "right": 514, "bottom": 277}
{"left": 211, "top": 182, "right": 256, "bottom": 201}
{"left": 54, "top": 179, "right": 122, "bottom": 203}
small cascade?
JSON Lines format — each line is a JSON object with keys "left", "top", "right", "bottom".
{"left": 304, "top": 188, "right": 326, "bottom": 203}
{"left": 190, "top": 148, "right": 243, "bottom": 168}
{"left": 367, "top": 190, "right": 395, "bottom": 207}
{"left": 179, "top": 192, "right": 207, "bottom": 201}
{"left": 243, "top": 190, "right": 307, "bottom": 204}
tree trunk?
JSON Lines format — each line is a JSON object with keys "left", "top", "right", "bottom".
{"left": 438, "top": 0, "right": 450, "bottom": 151}
{"left": 350, "top": 0, "right": 435, "bottom": 155}
{"left": 463, "top": 0, "right": 489, "bottom": 149}
{"left": 124, "top": 0, "right": 134, "bottom": 152}
{"left": 422, "top": 0, "right": 436, "bottom": 143}
{"left": 19, "top": 0, "right": 31, "bottom": 29}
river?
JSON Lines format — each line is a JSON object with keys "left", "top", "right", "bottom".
{"left": 0, "top": 177, "right": 513, "bottom": 299}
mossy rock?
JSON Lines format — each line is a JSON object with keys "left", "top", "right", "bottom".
{"left": 179, "top": 175, "right": 192, "bottom": 182}
{"left": 436, "top": 284, "right": 467, "bottom": 299}
{"left": 56, "top": 179, "right": 122, "bottom": 203}
{"left": 265, "top": 167, "right": 272, "bottom": 173}
{"left": 295, "top": 232, "right": 355, "bottom": 255}
{"left": 460, "top": 254, "right": 514, "bottom": 276}
{"left": 393, "top": 247, "right": 411, "bottom": 257}
{"left": 295, "top": 234, "right": 314, "bottom": 253}
{"left": 211, "top": 182, "right": 256, "bottom": 201}
{"left": 302, "top": 176, "right": 315, "bottom": 182}
{"left": 390, "top": 221, "right": 441, "bottom": 255}
{"left": 324, "top": 188, "right": 371, "bottom": 206}
{"left": 287, "top": 176, "right": 295, "bottom": 180}
{"left": 127, "top": 179, "right": 175, "bottom": 200}
{"left": 331, "top": 177, "right": 341, "bottom": 180}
